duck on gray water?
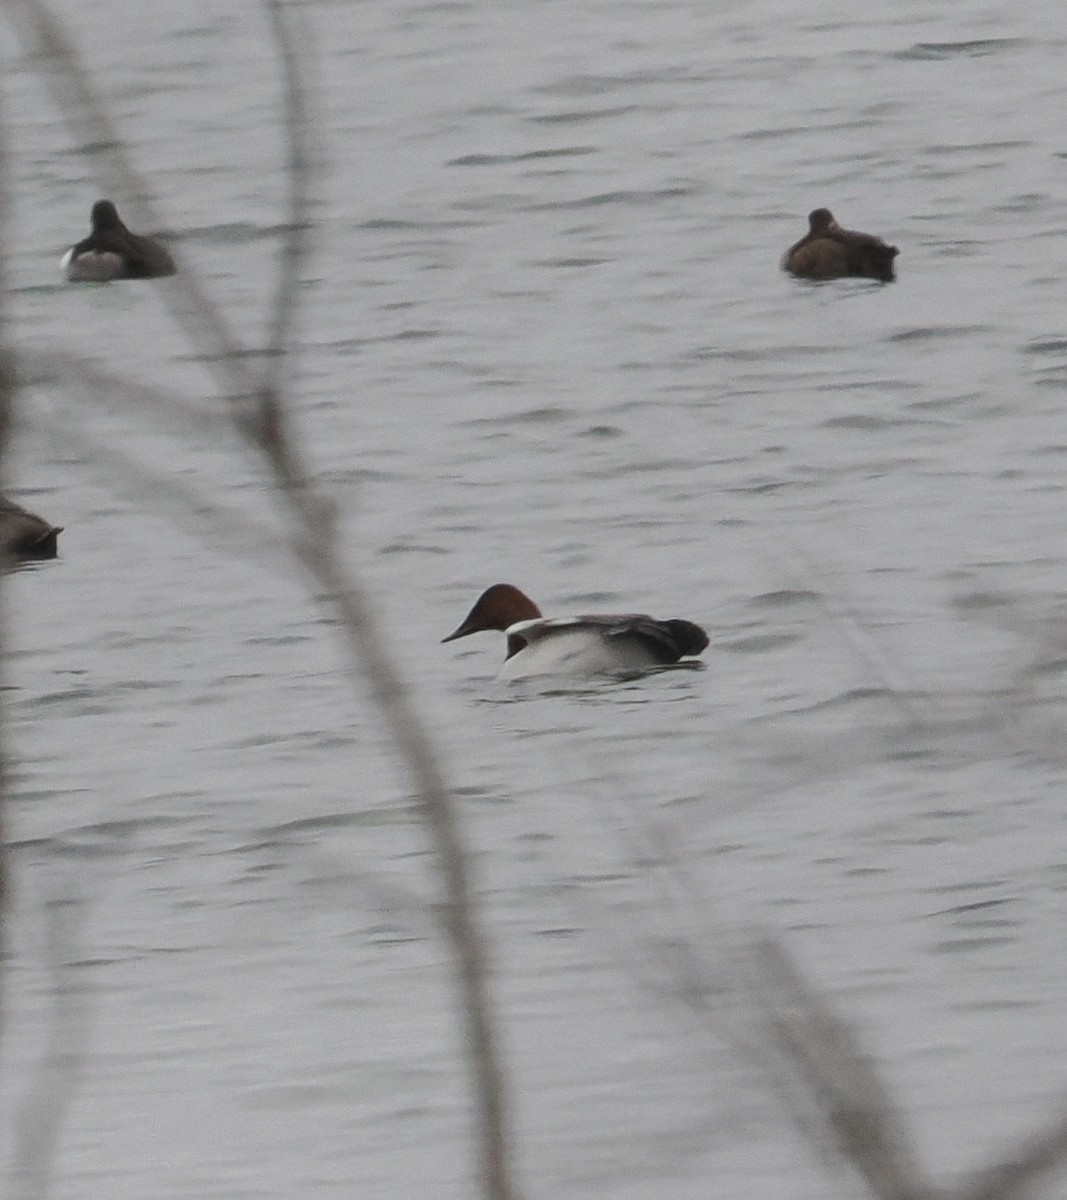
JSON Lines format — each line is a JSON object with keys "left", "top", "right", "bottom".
{"left": 782, "top": 208, "right": 898, "bottom": 282}
{"left": 61, "top": 200, "right": 176, "bottom": 282}
{"left": 443, "top": 583, "right": 708, "bottom": 680}
{"left": 0, "top": 497, "right": 61, "bottom": 565}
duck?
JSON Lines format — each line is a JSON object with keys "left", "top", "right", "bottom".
{"left": 0, "top": 496, "right": 62, "bottom": 565}
{"left": 442, "top": 583, "right": 709, "bottom": 679}
{"left": 782, "top": 208, "right": 898, "bottom": 282}
{"left": 61, "top": 200, "right": 176, "bottom": 282}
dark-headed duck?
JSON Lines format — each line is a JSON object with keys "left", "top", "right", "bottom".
{"left": 443, "top": 583, "right": 708, "bottom": 679}
{"left": 0, "top": 496, "right": 61, "bottom": 566}
{"left": 62, "top": 200, "right": 176, "bottom": 282}
{"left": 783, "top": 208, "right": 898, "bottom": 282}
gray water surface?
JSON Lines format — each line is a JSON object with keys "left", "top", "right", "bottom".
{"left": 3, "top": 0, "right": 1067, "bottom": 1196}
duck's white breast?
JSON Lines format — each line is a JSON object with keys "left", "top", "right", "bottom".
{"left": 62, "top": 248, "right": 125, "bottom": 282}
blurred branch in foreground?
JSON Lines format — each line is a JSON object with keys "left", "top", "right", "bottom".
{"left": 0, "top": 63, "right": 12, "bottom": 942}
{"left": 9, "top": 891, "right": 95, "bottom": 1200}
{"left": 757, "top": 938, "right": 1067, "bottom": 1200}
{"left": 591, "top": 803, "right": 1067, "bottom": 1200}
{"left": 756, "top": 939, "right": 930, "bottom": 1200}
{"left": 1, "top": 1, "right": 521, "bottom": 1197}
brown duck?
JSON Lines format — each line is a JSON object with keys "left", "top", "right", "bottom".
{"left": 0, "top": 497, "right": 62, "bottom": 565}
{"left": 783, "top": 208, "right": 898, "bottom": 282}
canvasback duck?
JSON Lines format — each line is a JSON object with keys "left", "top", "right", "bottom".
{"left": 782, "top": 208, "right": 898, "bottom": 282}
{"left": 0, "top": 496, "right": 61, "bottom": 566}
{"left": 442, "top": 583, "right": 709, "bottom": 679}
{"left": 61, "top": 200, "right": 176, "bottom": 282}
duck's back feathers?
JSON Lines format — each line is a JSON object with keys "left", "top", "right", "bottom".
{"left": 510, "top": 613, "right": 706, "bottom": 662}
{"left": 498, "top": 614, "right": 708, "bottom": 679}
{"left": 612, "top": 617, "right": 709, "bottom": 661}
{"left": 783, "top": 238, "right": 853, "bottom": 280}
{"left": 784, "top": 208, "right": 898, "bottom": 282}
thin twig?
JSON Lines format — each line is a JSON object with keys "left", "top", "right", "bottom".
{"left": 264, "top": 0, "right": 313, "bottom": 389}
{"left": 5, "top": 3, "right": 521, "bottom": 1195}
{"left": 960, "top": 1107, "right": 1067, "bottom": 1200}
{"left": 755, "top": 939, "right": 931, "bottom": 1200}
{"left": 781, "top": 546, "right": 929, "bottom": 726}
{"left": 19, "top": 349, "right": 236, "bottom": 439}
{"left": 289, "top": 504, "right": 520, "bottom": 1200}
{"left": 0, "top": 33, "right": 14, "bottom": 963}
{"left": 27, "top": 401, "right": 293, "bottom": 573}
{"left": 9, "top": 891, "right": 94, "bottom": 1200}
{"left": 234, "top": 12, "right": 518, "bottom": 1184}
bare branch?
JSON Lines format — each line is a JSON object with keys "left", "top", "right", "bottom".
{"left": 959, "top": 1108, "right": 1067, "bottom": 1200}
{"left": 27, "top": 404, "right": 293, "bottom": 572}
{"left": 264, "top": 0, "right": 314, "bottom": 387}
{"left": 5, "top": 4, "right": 522, "bottom": 1195}
{"left": 19, "top": 349, "right": 236, "bottom": 440}
{"left": 9, "top": 891, "right": 94, "bottom": 1200}
{"left": 0, "top": 25, "right": 14, "bottom": 957}
{"left": 781, "top": 547, "right": 928, "bottom": 726}
{"left": 755, "top": 939, "right": 933, "bottom": 1200}
{"left": 287, "top": 526, "right": 520, "bottom": 1200}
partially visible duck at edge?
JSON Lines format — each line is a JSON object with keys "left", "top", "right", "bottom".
{"left": 442, "top": 583, "right": 709, "bottom": 680}
{"left": 61, "top": 200, "right": 177, "bottom": 282}
{"left": 0, "top": 496, "right": 62, "bottom": 567}
{"left": 782, "top": 207, "right": 898, "bottom": 282}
